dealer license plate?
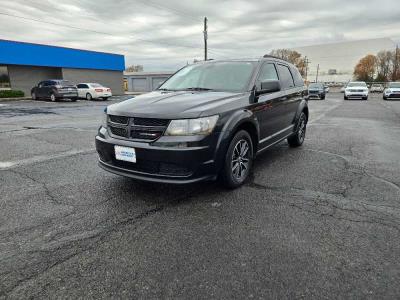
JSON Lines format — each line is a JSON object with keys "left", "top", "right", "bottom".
{"left": 114, "top": 145, "right": 136, "bottom": 163}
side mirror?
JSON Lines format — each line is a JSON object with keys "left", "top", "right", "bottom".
{"left": 256, "top": 80, "right": 281, "bottom": 96}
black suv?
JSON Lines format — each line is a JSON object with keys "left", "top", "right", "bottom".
{"left": 96, "top": 57, "right": 308, "bottom": 188}
{"left": 31, "top": 80, "right": 78, "bottom": 102}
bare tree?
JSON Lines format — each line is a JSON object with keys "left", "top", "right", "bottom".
{"left": 376, "top": 50, "right": 393, "bottom": 81}
{"left": 269, "top": 49, "right": 306, "bottom": 76}
{"left": 125, "top": 65, "right": 144, "bottom": 72}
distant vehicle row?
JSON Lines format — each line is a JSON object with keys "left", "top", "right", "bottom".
{"left": 31, "top": 80, "right": 112, "bottom": 102}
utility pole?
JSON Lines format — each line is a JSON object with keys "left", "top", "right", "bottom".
{"left": 316, "top": 64, "right": 320, "bottom": 82}
{"left": 203, "top": 17, "right": 208, "bottom": 61}
{"left": 395, "top": 45, "right": 399, "bottom": 80}
{"left": 304, "top": 56, "right": 310, "bottom": 82}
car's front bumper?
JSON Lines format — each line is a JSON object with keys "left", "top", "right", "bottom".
{"left": 95, "top": 127, "right": 224, "bottom": 184}
{"left": 345, "top": 91, "right": 368, "bottom": 98}
{"left": 384, "top": 92, "right": 400, "bottom": 98}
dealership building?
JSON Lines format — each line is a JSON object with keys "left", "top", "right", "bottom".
{"left": 0, "top": 39, "right": 125, "bottom": 95}
{"left": 292, "top": 38, "right": 396, "bottom": 83}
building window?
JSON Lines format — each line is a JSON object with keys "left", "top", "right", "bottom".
{"left": 0, "top": 66, "right": 11, "bottom": 89}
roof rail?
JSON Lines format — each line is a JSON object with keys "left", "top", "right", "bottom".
{"left": 263, "top": 54, "right": 285, "bottom": 60}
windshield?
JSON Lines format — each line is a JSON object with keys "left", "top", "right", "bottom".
{"left": 159, "top": 61, "right": 256, "bottom": 92}
{"left": 309, "top": 83, "right": 323, "bottom": 88}
{"left": 347, "top": 82, "right": 367, "bottom": 87}
{"left": 389, "top": 82, "right": 400, "bottom": 88}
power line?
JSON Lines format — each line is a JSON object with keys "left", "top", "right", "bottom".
{"left": 0, "top": 12, "right": 207, "bottom": 51}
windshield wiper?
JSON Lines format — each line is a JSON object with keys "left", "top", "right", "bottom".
{"left": 182, "top": 87, "right": 214, "bottom": 91}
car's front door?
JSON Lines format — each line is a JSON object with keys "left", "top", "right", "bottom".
{"left": 251, "top": 62, "right": 285, "bottom": 147}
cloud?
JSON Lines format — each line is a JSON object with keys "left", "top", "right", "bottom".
{"left": 0, "top": 0, "right": 399, "bottom": 71}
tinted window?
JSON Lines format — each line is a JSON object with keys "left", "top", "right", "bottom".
{"left": 291, "top": 67, "right": 304, "bottom": 87}
{"left": 43, "top": 81, "right": 51, "bottom": 87}
{"left": 257, "top": 63, "right": 279, "bottom": 84}
{"left": 277, "top": 64, "right": 295, "bottom": 90}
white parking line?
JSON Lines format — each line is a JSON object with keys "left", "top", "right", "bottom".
{"left": 0, "top": 148, "right": 96, "bottom": 170}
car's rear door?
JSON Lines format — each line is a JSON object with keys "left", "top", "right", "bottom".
{"left": 276, "top": 64, "right": 303, "bottom": 129}
{"left": 251, "top": 61, "right": 284, "bottom": 145}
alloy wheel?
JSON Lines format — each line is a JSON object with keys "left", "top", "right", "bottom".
{"left": 298, "top": 116, "right": 306, "bottom": 143}
{"left": 231, "top": 139, "right": 250, "bottom": 181}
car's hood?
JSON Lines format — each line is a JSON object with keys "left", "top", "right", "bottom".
{"left": 107, "top": 90, "right": 247, "bottom": 119}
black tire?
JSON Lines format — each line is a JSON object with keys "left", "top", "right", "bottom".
{"left": 383, "top": 96, "right": 387, "bottom": 100}
{"left": 321, "top": 95, "right": 325, "bottom": 100}
{"left": 70, "top": 97, "right": 78, "bottom": 102}
{"left": 220, "top": 130, "right": 254, "bottom": 189}
{"left": 287, "top": 112, "right": 307, "bottom": 148}
{"left": 102, "top": 97, "right": 109, "bottom": 101}
{"left": 86, "top": 93, "right": 93, "bottom": 101}
{"left": 363, "top": 96, "right": 368, "bottom": 100}
{"left": 31, "top": 92, "right": 37, "bottom": 100}
{"left": 344, "top": 95, "right": 348, "bottom": 100}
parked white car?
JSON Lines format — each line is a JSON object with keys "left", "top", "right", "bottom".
{"left": 383, "top": 82, "right": 400, "bottom": 100}
{"left": 370, "top": 83, "right": 384, "bottom": 93}
{"left": 76, "top": 83, "right": 112, "bottom": 100}
{"left": 344, "top": 81, "right": 368, "bottom": 100}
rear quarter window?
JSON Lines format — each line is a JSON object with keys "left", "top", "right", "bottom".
{"left": 277, "top": 64, "right": 295, "bottom": 90}
{"left": 291, "top": 67, "right": 304, "bottom": 87}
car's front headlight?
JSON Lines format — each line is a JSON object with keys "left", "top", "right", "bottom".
{"left": 165, "top": 115, "right": 219, "bottom": 136}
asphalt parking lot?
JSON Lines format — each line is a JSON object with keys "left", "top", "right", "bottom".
{"left": 1, "top": 93, "right": 400, "bottom": 299}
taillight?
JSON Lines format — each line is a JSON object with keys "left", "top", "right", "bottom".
{"left": 107, "top": 88, "right": 111, "bottom": 92}
{"left": 95, "top": 89, "right": 103, "bottom": 92}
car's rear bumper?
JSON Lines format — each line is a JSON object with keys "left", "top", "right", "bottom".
{"left": 95, "top": 128, "right": 224, "bottom": 184}
{"left": 55, "top": 92, "right": 78, "bottom": 98}
{"left": 94, "top": 92, "right": 112, "bottom": 98}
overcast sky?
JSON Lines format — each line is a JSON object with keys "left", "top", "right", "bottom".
{"left": 1, "top": 0, "right": 399, "bottom": 71}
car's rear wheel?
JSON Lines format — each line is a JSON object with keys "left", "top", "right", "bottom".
{"left": 86, "top": 93, "right": 93, "bottom": 101}
{"left": 221, "top": 130, "right": 253, "bottom": 189}
{"left": 288, "top": 112, "right": 307, "bottom": 147}
{"left": 50, "top": 93, "right": 56, "bottom": 102}
{"left": 31, "top": 92, "right": 37, "bottom": 100}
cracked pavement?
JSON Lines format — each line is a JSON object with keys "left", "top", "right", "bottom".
{"left": 1, "top": 95, "right": 400, "bottom": 299}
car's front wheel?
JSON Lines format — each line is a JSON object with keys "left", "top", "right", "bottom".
{"left": 221, "top": 130, "right": 253, "bottom": 189}
{"left": 50, "top": 93, "right": 56, "bottom": 102}
{"left": 344, "top": 95, "right": 348, "bottom": 100}
{"left": 31, "top": 92, "right": 37, "bottom": 100}
{"left": 288, "top": 112, "right": 307, "bottom": 147}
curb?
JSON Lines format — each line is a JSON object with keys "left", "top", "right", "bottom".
{"left": 0, "top": 97, "right": 32, "bottom": 102}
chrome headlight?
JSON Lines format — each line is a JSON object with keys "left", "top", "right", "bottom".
{"left": 165, "top": 115, "right": 219, "bottom": 136}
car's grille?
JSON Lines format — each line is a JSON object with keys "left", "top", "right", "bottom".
{"left": 107, "top": 115, "right": 169, "bottom": 141}
{"left": 309, "top": 90, "right": 319, "bottom": 94}
{"left": 133, "top": 117, "right": 169, "bottom": 127}
{"left": 109, "top": 115, "right": 129, "bottom": 125}
{"left": 109, "top": 126, "right": 128, "bottom": 138}
{"left": 113, "top": 160, "right": 191, "bottom": 176}
{"left": 350, "top": 89, "right": 364, "bottom": 92}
